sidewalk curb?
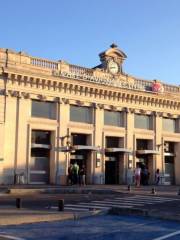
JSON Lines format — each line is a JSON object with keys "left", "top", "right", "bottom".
{"left": 8, "top": 188, "right": 117, "bottom": 195}
{"left": 0, "top": 209, "right": 107, "bottom": 226}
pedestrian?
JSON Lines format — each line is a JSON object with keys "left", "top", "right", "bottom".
{"left": 134, "top": 163, "right": 141, "bottom": 187}
{"left": 72, "top": 162, "right": 79, "bottom": 184}
{"left": 67, "top": 164, "right": 73, "bottom": 185}
{"left": 143, "top": 166, "right": 150, "bottom": 185}
{"left": 155, "top": 169, "right": 160, "bottom": 185}
{"left": 79, "top": 165, "right": 86, "bottom": 186}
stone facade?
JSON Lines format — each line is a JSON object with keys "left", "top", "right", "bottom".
{"left": 0, "top": 45, "right": 180, "bottom": 185}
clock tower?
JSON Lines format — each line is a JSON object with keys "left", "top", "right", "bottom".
{"left": 98, "top": 43, "right": 127, "bottom": 74}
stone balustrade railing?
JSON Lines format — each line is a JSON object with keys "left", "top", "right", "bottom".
{"left": 135, "top": 78, "right": 180, "bottom": 93}
{"left": 29, "top": 57, "right": 180, "bottom": 94}
{"left": 69, "top": 64, "right": 94, "bottom": 75}
{"left": 30, "top": 57, "right": 58, "bottom": 69}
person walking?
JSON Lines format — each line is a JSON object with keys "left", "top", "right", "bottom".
{"left": 134, "top": 163, "right": 141, "bottom": 187}
{"left": 72, "top": 162, "right": 79, "bottom": 185}
{"left": 155, "top": 169, "right": 160, "bottom": 185}
{"left": 79, "top": 165, "right": 86, "bottom": 186}
{"left": 67, "top": 164, "right": 73, "bottom": 185}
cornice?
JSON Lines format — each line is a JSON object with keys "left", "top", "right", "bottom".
{"left": 1, "top": 68, "right": 180, "bottom": 111}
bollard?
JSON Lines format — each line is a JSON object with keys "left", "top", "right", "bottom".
{"left": 151, "top": 187, "right": 156, "bottom": 194}
{"left": 58, "top": 199, "right": 64, "bottom": 211}
{"left": 16, "top": 198, "right": 22, "bottom": 208}
{"left": 177, "top": 188, "right": 180, "bottom": 195}
{"left": 127, "top": 184, "right": 131, "bottom": 192}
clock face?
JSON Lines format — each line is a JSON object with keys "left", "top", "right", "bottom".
{"left": 108, "top": 60, "right": 119, "bottom": 74}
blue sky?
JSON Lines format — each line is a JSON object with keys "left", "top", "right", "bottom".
{"left": 1, "top": 0, "right": 180, "bottom": 85}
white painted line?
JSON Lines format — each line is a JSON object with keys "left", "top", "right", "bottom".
{"left": 121, "top": 196, "right": 170, "bottom": 201}
{"left": 0, "top": 233, "right": 25, "bottom": 240}
{"left": 79, "top": 202, "right": 133, "bottom": 208}
{"left": 133, "top": 195, "right": 180, "bottom": 201}
{"left": 65, "top": 204, "right": 92, "bottom": 209}
{"left": 151, "top": 230, "right": 180, "bottom": 240}
{"left": 115, "top": 197, "right": 175, "bottom": 202}
{"left": 114, "top": 198, "right": 162, "bottom": 202}
{"left": 64, "top": 207, "right": 88, "bottom": 211}
{"left": 92, "top": 200, "right": 143, "bottom": 206}
{"left": 111, "top": 199, "right": 153, "bottom": 204}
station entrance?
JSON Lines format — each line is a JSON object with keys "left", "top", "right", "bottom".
{"left": 30, "top": 130, "right": 51, "bottom": 184}
{"left": 105, "top": 136, "right": 125, "bottom": 184}
{"left": 105, "top": 153, "right": 120, "bottom": 184}
{"left": 164, "top": 141, "right": 175, "bottom": 185}
{"left": 70, "top": 133, "right": 92, "bottom": 184}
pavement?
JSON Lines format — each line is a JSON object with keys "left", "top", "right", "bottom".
{"left": 0, "top": 184, "right": 180, "bottom": 225}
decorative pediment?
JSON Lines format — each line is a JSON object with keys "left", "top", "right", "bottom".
{"left": 99, "top": 43, "right": 127, "bottom": 63}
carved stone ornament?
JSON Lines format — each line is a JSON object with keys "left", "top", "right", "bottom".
{"left": 110, "top": 105, "right": 117, "bottom": 111}
{"left": 62, "top": 98, "right": 69, "bottom": 104}
{"left": 37, "top": 94, "right": 46, "bottom": 101}
{"left": 54, "top": 97, "right": 62, "bottom": 103}
{"left": 123, "top": 107, "right": 129, "bottom": 113}
{"left": 97, "top": 103, "right": 104, "bottom": 109}
{"left": 21, "top": 92, "right": 30, "bottom": 99}
{"left": 139, "top": 109, "right": 147, "bottom": 114}
{"left": 91, "top": 102, "right": 97, "bottom": 108}
{"left": 0, "top": 89, "right": 7, "bottom": 96}
{"left": 76, "top": 100, "right": 84, "bottom": 106}
{"left": 129, "top": 108, "right": 135, "bottom": 114}
{"left": 8, "top": 90, "right": 20, "bottom": 98}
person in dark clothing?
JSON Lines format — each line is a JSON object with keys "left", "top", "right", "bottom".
{"left": 155, "top": 169, "right": 160, "bottom": 185}
{"left": 67, "top": 164, "right": 73, "bottom": 185}
{"left": 79, "top": 165, "right": 86, "bottom": 186}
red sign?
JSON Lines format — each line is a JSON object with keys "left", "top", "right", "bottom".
{"left": 152, "top": 81, "right": 164, "bottom": 93}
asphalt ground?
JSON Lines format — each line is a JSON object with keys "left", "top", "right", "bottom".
{"left": 0, "top": 185, "right": 180, "bottom": 226}
{"left": 0, "top": 193, "right": 123, "bottom": 210}
{"left": 1, "top": 215, "right": 180, "bottom": 240}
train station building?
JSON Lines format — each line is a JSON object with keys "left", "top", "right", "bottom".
{"left": 0, "top": 44, "right": 180, "bottom": 185}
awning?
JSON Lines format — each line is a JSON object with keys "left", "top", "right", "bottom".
{"left": 54, "top": 146, "right": 70, "bottom": 152}
{"left": 31, "top": 143, "right": 51, "bottom": 149}
{"left": 72, "top": 145, "right": 100, "bottom": 151}
{"left": 136, "top": 150, "right": 160, "bottom": 155}
{"left": 105, "top": 148, "right": 132, "bottom": 153}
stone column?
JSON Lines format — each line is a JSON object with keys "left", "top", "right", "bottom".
{"left": 16, "top": 97, "right": 31, "bottom": 183}
{"left": 174, "top": 142, "right": 180, "bottom": 184}
{"left": 93, "top": 105, "right": 104, "bottom": 184}
{"left": 155, "top": 113, "right": 164, "bottom": 178}
{"left": 4, "top": 96, "right": 17, "bottom": 184}
{"left": 126, "top": 109, "right": 135, "bottom": 184}
{"left": 58, "top": 101, "right": 70, "bottom": 185}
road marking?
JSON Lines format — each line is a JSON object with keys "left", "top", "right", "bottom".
{"left": 133, "top": 195, "right": 180, "bottom": 201}
{"left": 113, "top": 199, "right": 154, "bottom": 204}
{"left": 0, "top": 233, "right": 25, "bottom": 240}
{"left": 152, "top": 230, "right": 180, "bottom": 240}
{"left": 78, "top": 202, "right": 133, "bottom": 208}
{"left": 92, "top": 200, "right": 143, "bottom": 206}
{"left": 64, "top": 207, "right": 89, "bottom": 211}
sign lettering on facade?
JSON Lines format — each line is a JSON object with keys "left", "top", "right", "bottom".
{"left": 52, "top": 70, "right": 146, "bottom": 92}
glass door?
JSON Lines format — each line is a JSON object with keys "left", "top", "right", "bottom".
{"left": 30, "top": 130, "right": 51, "bottom": 184}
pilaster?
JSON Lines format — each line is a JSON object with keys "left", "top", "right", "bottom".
{"left": 58, "top": 102, "right": 70, "bottom": 185}
{"left": 93, "top": 105, "right": 104, "bottom": 184}
{"left": 4, "top": 96, "right": 17, "bottom": 183}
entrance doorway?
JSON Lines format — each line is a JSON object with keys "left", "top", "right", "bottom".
{"left": 30, "top": 130, "right": 51, "bottom": 184}
{"left": 165, "top": 156, "right": 175, "bottom": 184}
{"left": 105, "top": 154, "right": 119, "bottom": 184}
{"left": 70, "top": 133, "right": 91, "bottom": 184}
{"left": 136, "top": 155, "right": 151, "bottom": 185}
